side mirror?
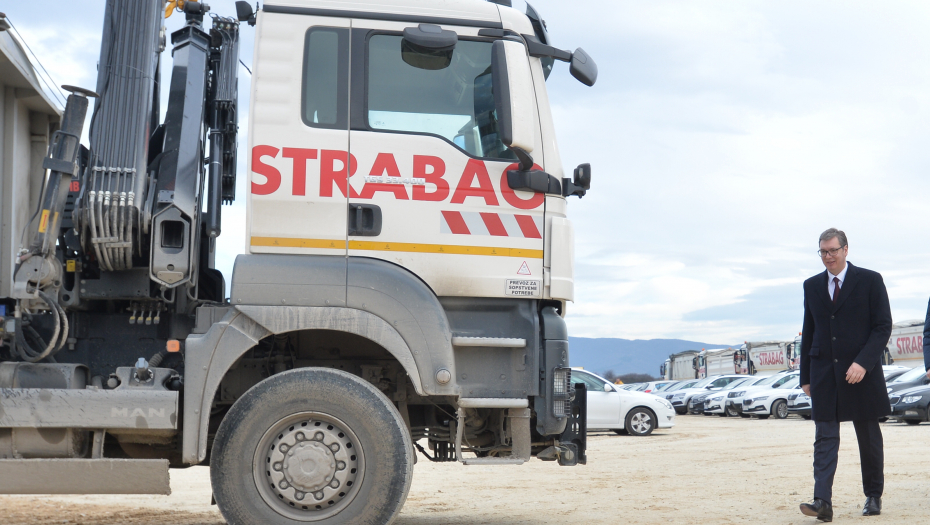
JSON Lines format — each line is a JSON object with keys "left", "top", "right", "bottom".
{"left": 603, "top": 383, "right": 613, "bottom": 392}
{"left": 492, "top": 40, "right": 535, "bottom": 154}
{"left": 562, "top": 163, "right": 590, "bottom": 198}
{"left": 570, "top": 47, "right": 598, "bottom": 87}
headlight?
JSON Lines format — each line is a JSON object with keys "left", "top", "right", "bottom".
{"left": 754, "top": 396, "right": 769, "bottom": 402}
{"left": 732, "top": 391, "right": 745, "bottom": 397}
{"left": 711, "top": 396, "right": 723, "bottom": 401}
{"left": 902, "top": 396, "right": 923, "bottom": 404}
{"left": 672, "top": 393, "right": 684, "bottom": 399}
{"left": 661, "top": 399, "right": 673, "bottom": 409}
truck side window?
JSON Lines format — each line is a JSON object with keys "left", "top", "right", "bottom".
{"left": 366, "top": 34, "right": 516, "bottom": 160}
{"left": 302, "top": 27, "right": 349, "bottom": 129}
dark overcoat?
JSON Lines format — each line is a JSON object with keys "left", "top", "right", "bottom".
{"left": 799, "top": 262, "right": 892, "bottom": 421}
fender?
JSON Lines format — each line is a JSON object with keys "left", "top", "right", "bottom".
{"left": 182, "top": 254, "right": 458, "bottom": 464}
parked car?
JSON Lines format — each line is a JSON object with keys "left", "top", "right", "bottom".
{"left": 741, "top": 374, "right": 800, "bottom": 419}
{"left": 726, "top": 370, "right": 799, "bottom": 418}
{"left": 653, "top": 380, "right": 682, "bottom": 394}
{"left": 883, "top": 365, "right": 911, "bottom": 383}
{"left": 631, "top": 381, "right": 677, "bottom": 394}
{"left": 787, "top": 388, "right": 812, "bottom": 419}
{"left": 572, "top": 369, "right": 676, "bottom": 436}
{"left": 703, "top": 377, "right": 757, "bottom": 416}
{"left": 889, "top": 384, "right": 930, "bottom": 425}
{"left": 886, "top": 366, "right": 930, "bottom": 396}
{"left": 667, "top": 375, "right": 748, "bottom": 415}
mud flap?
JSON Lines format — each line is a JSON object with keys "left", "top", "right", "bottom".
{"left": 557, "top": 382, "right": 586, "bottom": 466}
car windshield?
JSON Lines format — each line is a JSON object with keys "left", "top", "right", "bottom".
{"left": 665, "top": 381, "right": 697, "bottom": 392}
{"left": 722, "top": 378, "right": 750, "bottom": 390}
{"left": 779, "top": 378, "right": 800, "bottom": 389}
{"left": 754, "top": 374, "right": 783, "bottom": 386}
{"left": 891, "top": 367, "right": 928, "bottom": 383}
{"left": 656, "top": 382, "right": 679, "bottom": 392}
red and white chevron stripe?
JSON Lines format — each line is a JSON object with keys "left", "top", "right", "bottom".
{"left": 440, "top": 211, "right": 543, "bottom": 239}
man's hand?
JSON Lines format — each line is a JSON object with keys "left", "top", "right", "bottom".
{"left": 846, "top": 362, "right": 866, "bottom": 384}
{"left": 801, "top": 384, "right": 810, "bottom": 396}
{"left": 926, "top": 369, "right": 930, "bottom": 380}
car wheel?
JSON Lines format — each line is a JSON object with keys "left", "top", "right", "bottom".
{"left": 905, "top": 419, "right": 921, "bottom": 426}
{"left": 211, "top": 368, "right": 413, "bottom": 525}
{"left": 757, "top": 415, "right": 770, "bottom": 420}
{"left": 613, "top": 428, "right": 629, "bottom": 435}
{"left": 674, "top": 407, "right": 687, "bottom": 415}
{"left": 772, "top": 399, "right": 788, "bottom": 419}
{"left": 625, "top": 408, "right": 656, "bottom": 436}
{"left": 725, "top": 406, "right": 739, "bottom": 417}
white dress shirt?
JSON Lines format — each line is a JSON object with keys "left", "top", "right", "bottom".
{"left": 827, "top": 263, "right": 848, "bottom": 298}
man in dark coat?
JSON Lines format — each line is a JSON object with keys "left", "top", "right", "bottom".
{"left": 798, "top": 228, "right": 892, "bottom": 522}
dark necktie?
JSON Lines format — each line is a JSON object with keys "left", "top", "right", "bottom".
{"left": 832, "top": 277, "right": 840, "bottom": 304}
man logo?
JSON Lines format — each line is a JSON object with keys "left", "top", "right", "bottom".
{"left": 111, "top": 407, "right": 167, "bottom": 418}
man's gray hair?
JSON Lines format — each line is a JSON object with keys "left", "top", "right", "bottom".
{"left": 819, "top": 228, "right": 848, "bottom": 248}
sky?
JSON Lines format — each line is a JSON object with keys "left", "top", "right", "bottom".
{"left": 6, "top": 1, "right": 930, "bottom": 343}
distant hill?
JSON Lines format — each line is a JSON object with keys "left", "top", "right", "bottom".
{"left": 569, "top": 337, "right": 737, "bottom": 378}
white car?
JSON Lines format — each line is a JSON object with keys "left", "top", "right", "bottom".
{"left": 738, "top": 372, "right": 800, "bottom": 419}
{"left": 668, "top": 375, "right": 749, "bottom": 415}
{"left": 702, "top": 376, "right": 759, "bottom": 416}
{"left": 572, "top": 369, "right": 676, "bottom": 436}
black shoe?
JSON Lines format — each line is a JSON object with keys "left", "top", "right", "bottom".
{"left": 862, "top": 496, "right": 881, "bottom": 516}
{"left": 800, "top": 498, "right": 833, "bottom": 522}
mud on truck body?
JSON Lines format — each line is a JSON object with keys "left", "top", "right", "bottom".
{"left": 0, "top": 0, "right": 598, "bottom": 523}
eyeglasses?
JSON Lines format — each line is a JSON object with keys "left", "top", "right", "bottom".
{"left": 817, "top": 247, "right": 844, "bottom": 258}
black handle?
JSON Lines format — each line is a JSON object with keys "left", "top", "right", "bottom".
{"left": 348, "top": 204, "right": 382, "bottom": 236}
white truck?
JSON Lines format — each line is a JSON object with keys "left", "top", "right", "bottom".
{"left": 0, "top": 1, "right": 598, "bottom": 523}
{"left": 886, "top": 319, "right": 924, "bottom": 368}
{"left": 733, "top": 340, "right": 791, "bottom": 376}
{"left": 695, "top": 347, "right": 738, "bottom": 378}
{"left": 662, "top": 350, "right": 699, "bottom": 380}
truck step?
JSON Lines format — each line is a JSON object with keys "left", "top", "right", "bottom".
{"left": 0, "top": 459, "right": 170, "bottom": 494}
{"left": 461, "top": 457, "right": 526, "bottom": 466}
{"left": 452, "top": 336, "right": 526, "bottom": 348}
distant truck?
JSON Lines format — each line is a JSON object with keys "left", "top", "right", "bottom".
{"left": 660, "top": 350, "right": 699, "bottom": 380}
{"left": 695, "top": 347, "right": 738, "bottom": 379}
{"left": 886, "top": 320, "right": 924, "bottom": 368}
{"left": 733, "top": 341, "right": 792, "bottom": 376}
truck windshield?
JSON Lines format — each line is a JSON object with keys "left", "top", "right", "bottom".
{"left": 367, "top": 35, "right": 516, "bottom": 160}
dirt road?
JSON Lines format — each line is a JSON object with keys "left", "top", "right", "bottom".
{"left": 3, "top": 415, "right": 929, "bottom": 524}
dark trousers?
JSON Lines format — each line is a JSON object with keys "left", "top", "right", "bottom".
{"left": 813, "top": 419, "right": 884, "bottom": 504}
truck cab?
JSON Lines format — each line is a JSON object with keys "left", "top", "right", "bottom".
{"left": 0, "top": 1, "right": 599, "bottom": 522}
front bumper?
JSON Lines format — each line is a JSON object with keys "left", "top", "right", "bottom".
{"left": 788, "top": 399, "right": 811, "bottom": 416}
{"left": 890, "top": 403, "right": 928, "bottom": 422}
{"left": 657, "top": 411, "right": 676, "bottom": 429}
{"left": 704, "top": 399, "right": 725, "bottom": 413}
{"left": 688, "top": 399, "right": 706, "bottom": 414}
{"left": 726, "top": 400, "right": 744, "bottom": 415}
{"left": 742, "top": 400, "right": 768, "bottom": 413}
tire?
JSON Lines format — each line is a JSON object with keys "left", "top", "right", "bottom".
{"left": 210, "top": 368, "right": 413, "bottom": 525}
{"left": 725, "top": 406, "right": 739, "bottom": 418}
{"left": 625, "top": 408, "right": 656, "bottom": 436}
{"left": 674, "top": 407, "right": 687, "bottom": 415}
{"left": 771, "top": 400, "right": 788, "bottom": 419}
{"left": 613, "top": 428, "right": 629, "bottom": 435}
{"left": 905, "top": 419, "right": 921, "bottom": 426}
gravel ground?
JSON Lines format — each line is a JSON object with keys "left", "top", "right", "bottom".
{"left": 3, "top": 415, "right": 929, "bottom": 524}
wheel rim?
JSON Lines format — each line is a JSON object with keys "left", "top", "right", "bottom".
{"left": 630, "top": 411, "right": 652, "bottom": 434}
{"left": 777, "top": 402, "right": 788, "bottom": 418}
{"left": 252, "top": 412, "right": 364, "bottom": 521}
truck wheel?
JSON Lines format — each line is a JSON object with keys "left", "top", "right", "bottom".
{"left": 772, "top": 400, "right": 788, "bottom": 419}
{"left": 625, "top": 408, "right": 656, "bottom": 436}
{"left": 210, "top": 368, "right": 413, "bottom": 525}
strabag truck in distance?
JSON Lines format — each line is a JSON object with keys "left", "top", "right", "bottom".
{"left": 0, "top": 1, "right": 599, "bottom": 523}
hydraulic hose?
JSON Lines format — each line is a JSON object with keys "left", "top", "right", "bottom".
{"left": 15, "top": 291, "right": 68, "bottom": 363}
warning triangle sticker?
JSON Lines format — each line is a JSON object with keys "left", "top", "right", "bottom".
{"left": 517, "top": 261, "right": 531, "bottom": 275}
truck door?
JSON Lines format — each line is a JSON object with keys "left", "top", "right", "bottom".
{"left": 248, "top": 13, "right": 350, "bottom": 256}
{"left": 346, "top": 21, "right": 546, "bottom": 298}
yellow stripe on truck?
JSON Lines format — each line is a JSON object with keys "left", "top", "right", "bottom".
{"left": 250, "top": 236, "right": 544, "bottom": 259}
